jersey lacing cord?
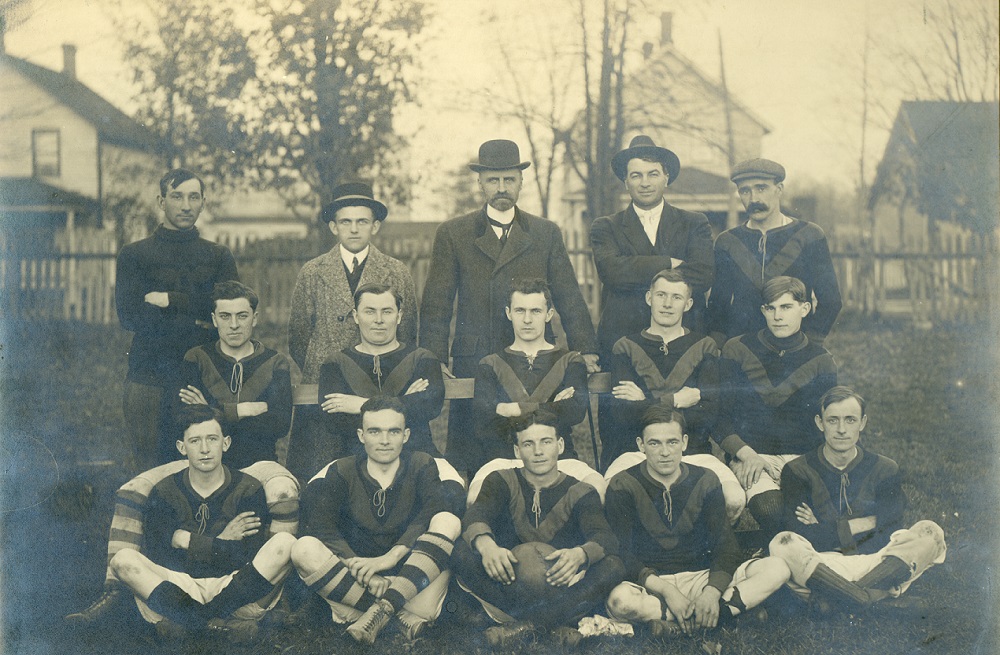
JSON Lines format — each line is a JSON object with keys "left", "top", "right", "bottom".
{"left": 531, "top": 487, "right": 542, "bottom": 528}
{"left": 525, "top": 352, "right": 536, "bottom": 372}
{"left": 373, "top": 487, "right": 387, "bottom": 518}
{"left": 195, "top": 503, "right": 209, "bottom": 534}
{"left": 839, "top": 472, "right": 853, "bottom": 515}
{"left": 662, "top": 488, "right": 673, "bottom": 525}
{"left": 373, "top": 355, "right": 383, "bottom": 392}
{"left": 229, "top": 361, "right": 244, "bottom": 395}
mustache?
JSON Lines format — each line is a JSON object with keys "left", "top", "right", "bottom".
{"left": 747, "top": 203, "right": 768, "bottom": 213}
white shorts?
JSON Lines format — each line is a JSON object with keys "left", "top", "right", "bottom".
{"left": 652, "top": 559, "right": 755, "bottom": 621}
{"left": 733, "top": 454, "right": 799, "bottom": 500}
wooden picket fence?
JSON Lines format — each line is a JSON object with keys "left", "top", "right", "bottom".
{"left": 1, "top": 225, "right": 996, "bottom": 326}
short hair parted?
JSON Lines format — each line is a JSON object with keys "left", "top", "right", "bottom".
{"left": 360, "top": 395, "right": 408, "bottom": 422}
{"left": 639, "top": 405, "right": 686, "bottom": 439}
{"left": 159, "top": 168, "right": 205, "bottom": 196}
{"left": 762, "top": 275, "right": 808, "bottom": 305}
{"left": 649, "top": 269, "right": 691, "bottom": 294}
{"left": 212, "top": 280, "right": 259, "bottom": 311}
{"left": 820, "top": 385, "right": 867, "bottom": 416}
{"left": 509, "top": 409, "right": 560, "bottom": 444}
{"left": 508, "top": 277, "right": 553, "bottom": 309}
{"left": 353, "top": 282, "right": 403, "bottom": 310}
{"left": 175, "top": 404, "right": 223, "bottom": 436}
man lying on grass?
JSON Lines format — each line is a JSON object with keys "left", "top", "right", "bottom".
{"left": 108, "top": 405, "right": 295, "bottom": 642}
{"left": 604, "top": 407, "right": 789, "bottom": 636}
{"left": 291, "top": 396, "right": 465, "bottom": 644}
{"left": 769, "top": 385, "right": 947, "bottom": 610}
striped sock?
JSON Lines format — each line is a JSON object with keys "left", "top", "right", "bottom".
{"left": 305, "top": 554, "right": 377, "bottom": 611}
{"left": 383, "top": 532, "right": 455, "bottom": 614}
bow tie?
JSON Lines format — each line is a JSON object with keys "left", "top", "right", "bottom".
{"left": 488, "top": 217, "right": 514, "bottom": 246}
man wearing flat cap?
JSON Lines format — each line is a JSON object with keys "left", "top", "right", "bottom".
{"left": 287, "top": 182, "right": 418, "bottom": 481}
{"left": 589, "top": 135, "right": 714, "bottom": 469}
{"left": 420, "top": 139, "right": 598, "bottom": 476}
{"left": 707, "top": 159, "right": 842, "bottom": 347}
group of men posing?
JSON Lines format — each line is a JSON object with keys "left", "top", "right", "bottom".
{"left": 65, "top": 138, "right": 946, "bottom": 647}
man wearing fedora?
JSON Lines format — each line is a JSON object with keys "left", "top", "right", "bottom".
{"left": 589, "top": 135, "right": 714, "bottom": 470}
{"left": 420, "top": 139, "right": 598, "bottom": 475}
{"left": 706, "top": 159, "right": 842, "bottom": 347}
{"left": 286, "top": 182, "right": 418, "bottom": 481}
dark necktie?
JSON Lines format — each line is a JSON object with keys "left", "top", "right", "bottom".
{"left": 488, "top": 217, "right": 512, "bottom": 247}
{"left": 351, "top": 256, "right": 359, "bottom": 273}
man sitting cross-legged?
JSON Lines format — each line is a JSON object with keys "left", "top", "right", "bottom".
{"left": 717, "top": 275, "right": 837, "bottom": 542}
{"left": 768, "top": 386, "right": 946, "bottom": 610}
{"left": 316, "top": 283, "right": 444, "bottom": 472}
{"left": 604, "top": 407, "right": 789, "bottom": 635}
{"left": 174, "top": 280, "right": 292, "bottom": 469}
{"left": 291, "top": 396, "right": 465, "bottom": 644}
{"left": 473, "top": 278, "right": 589, "bottom": 472}
{"left": 106, "top": 405, "right": 296, "bottom": 642}
{"left": 604, "top": 268, "right": 743, "bottom": 519}
{"left": 452, "top": 410, "right": 625, "bottom": 647}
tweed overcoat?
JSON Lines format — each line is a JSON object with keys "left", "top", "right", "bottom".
{"left": 288, "top": 245, "right": 417, "bottom": 384}
{"left": 589, "top": 202, "right": 714, "bottom": 361}
{"left": 419, "top": 207, "right": 598, "bottom": 378}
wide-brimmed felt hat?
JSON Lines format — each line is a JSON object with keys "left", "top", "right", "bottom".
{"left": 611, "top": 135, "right": 681, "bottom": 184}
{"left": 730, "top": 158, "right": 786, "bottom": 184}
{"left": 320, "top": 181, "right": 388, "bottom": 223}
{"left": 468, "top": 139, "right": 531, "bottom": 172}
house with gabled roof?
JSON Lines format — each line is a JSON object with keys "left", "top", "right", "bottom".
{"left": 560, "top": 13, "right": 772, "bottom": 234}
{"left": 868, "top": 100, "right": 999, "bottom": 250}
{"left": 0, "top": 42, "right": 161, "bottom": 249}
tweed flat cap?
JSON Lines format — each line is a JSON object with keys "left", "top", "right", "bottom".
{"left": 730, "top": 158, "right": 786, "bottom": 184}
{"left": 321, "top": 181, "right": 388, "bottom": 222}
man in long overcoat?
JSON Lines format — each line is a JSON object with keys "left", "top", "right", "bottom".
{"left": 420, "top": 140, "right": 598, "bottom": 474}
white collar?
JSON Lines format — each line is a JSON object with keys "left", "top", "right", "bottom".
{"left": 633, "top": 200, "right": 664, "bottom": 220}
{"left": 340, "top": 244, "right": 370, "bottom": 267}
{"left": 486, "top": 205, "right": 516, "bottom": 225}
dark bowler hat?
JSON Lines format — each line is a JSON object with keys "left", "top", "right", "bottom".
{"left": 468, "top": 139, "right": 531, "bottom": 172}
{"left": 611, "top": 135, "right": 681, "bottom": 184}
{"left": 730, "top": 158, "right": 786, "bottom": 184}
{"left": 320, "top": 181, "right": 388, "bottom": 223}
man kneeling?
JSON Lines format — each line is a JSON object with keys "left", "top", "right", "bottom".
{"left": 604, "top": 407, "right": 789, "bottom": 635}
{"left": 291, "top": 396, "right": 465, "bottom": 644}
{"left": 110, "top": 405, "right": 294, "bottom": 641}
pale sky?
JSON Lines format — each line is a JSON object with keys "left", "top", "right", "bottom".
{"left": 5, "top": 0, "right": 997, "bottom": 216}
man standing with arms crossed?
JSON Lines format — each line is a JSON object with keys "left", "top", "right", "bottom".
{"left": 116, "top": 169, "right": 238, "bottom": 471}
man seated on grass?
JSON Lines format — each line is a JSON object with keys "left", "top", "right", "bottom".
{"left": 717, "top": 275, "right": 837, "bottom": 542}
{"left": 291, "top": 396, "right": 465, "bottom": 644}
{"left": 472, "top": 278, "right": 589, "bottom": 473}
{"left": 605, "top": 269, "right": 743, "bottom": 519}
{"left": 174, "top": 281, "right": 292, "bottom": 468}
{"left": 604, "top": 408, "right": 789, "bottom": 635}
{"left": 106, "top": 405, "right": 295, "bottom": 642}
{"left": 314, "top": 283, "right": 444, "bottom": 473}
{"left": 768, "top": 386, "right": 946, "bottom": 610}
{"left": 452, "top": 410, "right": 625, "bottom": 647}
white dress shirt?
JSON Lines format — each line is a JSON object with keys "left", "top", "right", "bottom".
{"left": 633, "top": 200, "right": 665, "bottom": 246}
{"left": 340, "top": 244, "right": 369, "bottom": 271}
{"left": 486, "top": 205, "right": 516, "bottom": 239}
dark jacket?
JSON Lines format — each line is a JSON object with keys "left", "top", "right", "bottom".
{"left": 590, "top": 203, "right": 714, "bottom": 361}
{"left": 419, "top": 207, "right": 598, "bottom": 376}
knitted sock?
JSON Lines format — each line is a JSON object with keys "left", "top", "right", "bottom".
{"left": 205, "top": 564, "right": 275, "bottom": 618}
{"left": 807, "top": 564, "right": 875, "bottom": 607}
{"left": 856, "top": 556, "right": 911, "bottom": 590}
{"left": 722, "top": 586, "right": 747, "bottom": 618}
{"left": 305, "top": 554, "right": 377, "bottom": 611}
{"left": 747, "top": 491, "right": 784, "bottom": 538}
{"left": 382, "top": 531, "right": 456, "bottom": 614}
{"left": 146, "top": 581, "right": 211, "bottom": 629}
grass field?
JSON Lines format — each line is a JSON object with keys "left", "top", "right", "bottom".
{"left": 1, "top": 317, "right": 998, "bottom": 654}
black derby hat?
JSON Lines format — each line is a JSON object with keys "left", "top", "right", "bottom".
{"left": 468, "top": 139, "right": 531, "bottom": 172}
{"left": 320, "top": 181, "right": 388, "bottom": 223}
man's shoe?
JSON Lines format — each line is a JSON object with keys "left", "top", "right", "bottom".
{"left": 647, "top": 619, "right": 682, "bottom": 638}
{"left": 205, "top": 617, "right": 260, "bottom": 643}
{"left": 154, "top": 617, "right": 188, "bottom": 642}
{"left": 64, "top": 585, "right": 126, "bottom": 626}
{"left": 552, "top": 625, "right": 583, "bottom": 647}
{"left": 346, "top": 599, "right": 393, "bottom": 644}
{"left": 484, "top": 620, "right": 535, "bottom": 647}
{"left": 396, "top": 610, "right": 427, "bottom": 641}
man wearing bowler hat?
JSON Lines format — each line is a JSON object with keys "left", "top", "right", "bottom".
{"left": 589, "top": 135, "right": 714, "bottom": 469}
{"left": 287, "top": 182, "right": 418, "bottom": 481}
{"left": 420, "top": 139, "right": 598, "bottom": 475}
{"left": 706, "top": 159, "right": 841, "bottom": 346}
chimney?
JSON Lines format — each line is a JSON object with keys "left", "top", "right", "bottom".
{"left": 62, "top": 44, "right": 77, "bottom": 79}
{"left": 660, "top": 12, "right": 673, "bottom": 46}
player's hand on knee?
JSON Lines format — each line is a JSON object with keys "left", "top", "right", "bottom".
{"left": 692, "top": 587, "right": 721, "bottom": 630}
{"left": 544, "top": 547, "right": 586, "bottom": 587}
{"left": 367, "top": 574, "right": 390, "bottom": 598}
{"left": 795, "top": 503, "right": 818, "bottom": 525}
{"left": 218, "top": 512, "right": 262, "bottom": 540}
{"left": 734, "top": 450, "right": 767, "bottom": 489}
